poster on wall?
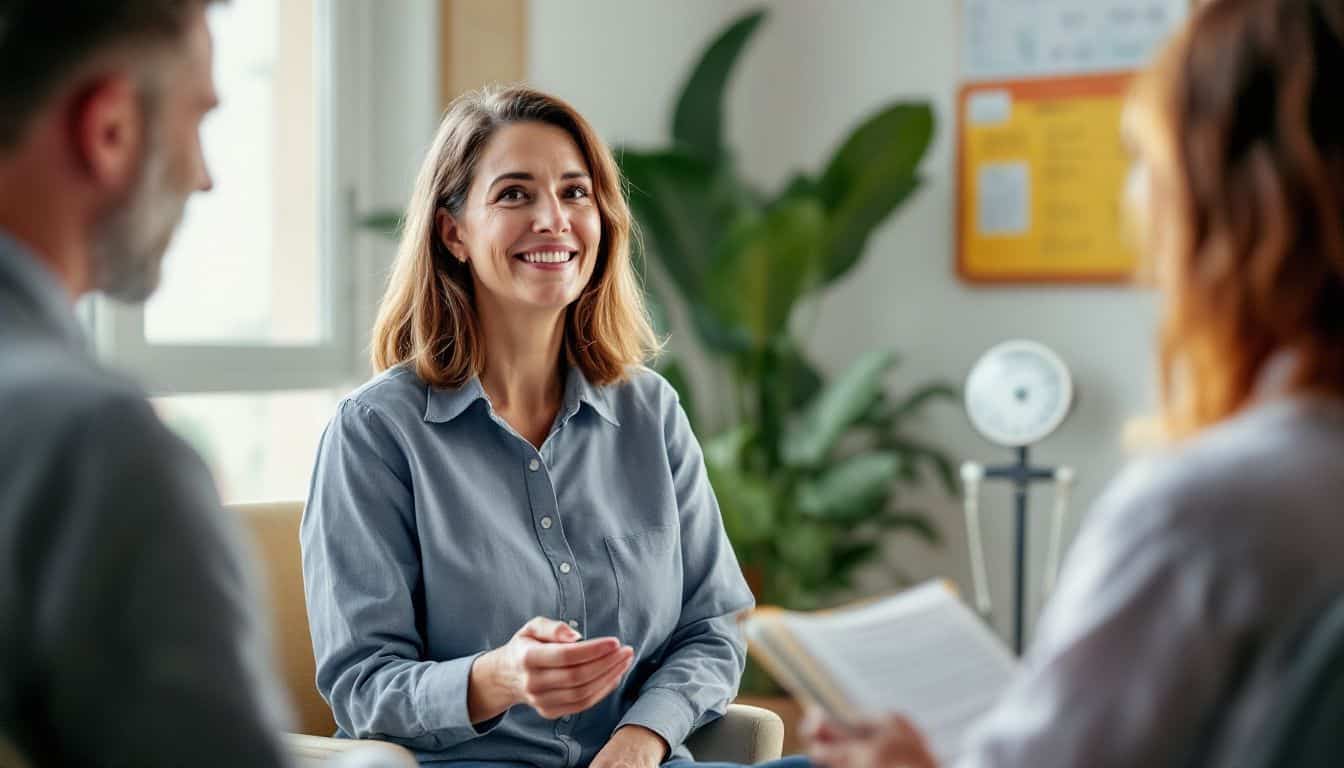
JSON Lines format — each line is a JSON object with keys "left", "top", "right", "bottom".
{"left": 956, "top": 1, "right": 1190, "bottom": 283}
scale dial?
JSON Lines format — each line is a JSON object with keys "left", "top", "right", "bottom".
{"left": 965, "top": 340, "right": 1073, "bottom": 448}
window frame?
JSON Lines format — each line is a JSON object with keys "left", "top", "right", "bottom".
{"left": 90, "top": 0, "right": 377, "bottom": 396}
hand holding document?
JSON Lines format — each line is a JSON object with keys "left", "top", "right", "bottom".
{"left": 742, "top": 581, "right": 1017, "bottom": 763}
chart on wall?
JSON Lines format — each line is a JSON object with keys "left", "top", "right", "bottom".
{"left": 956, "top": 1, "right": 1190, "bottom": 283}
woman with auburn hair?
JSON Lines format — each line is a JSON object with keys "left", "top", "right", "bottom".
{"left": 804, "top": 1, "right": 1344, "bottom": 767}
{"left": 301, "top": 86, "right": 799, "bottom": 768}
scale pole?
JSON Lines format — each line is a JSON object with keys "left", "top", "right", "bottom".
{"left": 1013, "top": 446, "right": 1029, "bottom": 655}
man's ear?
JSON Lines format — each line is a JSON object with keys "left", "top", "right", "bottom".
{"left": 436, "top": 208, "right": 469, "bottom": 263}
{"left": 70, "top": 74, "right": 144, "bottom": 191}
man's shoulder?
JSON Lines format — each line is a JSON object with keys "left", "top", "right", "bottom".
{"left": 0, "top": 335, "right": 150, "bottom": 433}
{"left": 0, "top": 336, "right": 194, "bottom": 501}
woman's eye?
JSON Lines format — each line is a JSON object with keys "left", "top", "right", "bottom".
{"left": 564, "top": 185, "right": 591, "bottom": 200}
{"left": 498, "top": 187, "right": 528, "bottom": 202}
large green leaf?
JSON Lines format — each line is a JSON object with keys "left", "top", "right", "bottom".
{"left": 688, "top": 300, "right": 755, "bottom": 356}
{"left": 889, "top": 382, "right": 959, "bottom": 422}
{"left": 823, "top": 172, "right": 921, "bottom": 284}
{"left": 672, "top": 9, "right": 767, "bottom": 163}
{"left": 703, "top": 428, "right": 775, "bottom": 545}
{"left": 817, "top": 103, "right": 934, "bottom": 209}
{"left": 883, "top": 435, "right": 961, "bottom": 497}
{"left": 775, "top": 521, "right": 834, "bottom": 587}
{"left": 877, "top": 509, "right": 942, "bottom": 545}
{"left": 816, "top": 103, "right": 935, "bottom": 283}
{"left": 829, "top": 542, "right": 883, "bottom": 584}
{"left": 783, "top": 349, "right": 897, "bottom": 467}
{"left": 779, "top": 341, "right": 824, "bottom": 410}
{"left": 620, "top": 148, "right": 730, "bottom": 300}
{"left": 797, "top": 452, "right": 900, "bottom": 522}
{"left": 863, "top": 382, "right": 959, "bottom": 429}
{"left": 703, "top": 197, "right": 826, "bottom": 348}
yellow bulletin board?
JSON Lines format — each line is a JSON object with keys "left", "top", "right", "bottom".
{"left": 956, "top": 1, "right": 1190, "bottom": 283}
{"left": 957, "top": 75, "right": 1132, "bottom": 282}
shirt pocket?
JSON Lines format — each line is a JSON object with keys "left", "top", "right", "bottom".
{"left": 604, "top": 524, "right": 683, "bottom": 658}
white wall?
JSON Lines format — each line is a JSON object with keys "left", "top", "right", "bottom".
{"left": 530, "top": 0, "right": 1163, "bottom": 644}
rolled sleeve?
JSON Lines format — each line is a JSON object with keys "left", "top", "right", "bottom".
{"left": 622, "top": 389, "right": 755, "bottom": 750}
{"left": 302, "top": 398, "right": 503, "bottom": 749}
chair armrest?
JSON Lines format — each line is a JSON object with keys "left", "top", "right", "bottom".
{"left": 282, "top": 733, "right": 417, "bottom": 767}
{"left": 684, "top": 703, "right": 785, "bottom": 764}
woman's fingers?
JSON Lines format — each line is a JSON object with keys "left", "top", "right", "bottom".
{"left": 524, "top": 645, "right": 634, "bottom": 694}
{"left": 517, "top": 616, "right": 582, "bottom": 643}
{"left": 528, "top": 650, "right": 633, "bottom": 717}
{"left": 523, "top": 636, "right": 623, "bottom": 669}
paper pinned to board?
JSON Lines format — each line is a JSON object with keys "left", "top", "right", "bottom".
{"left": 962, "top": 0, "right": 1189, "bottom": 82}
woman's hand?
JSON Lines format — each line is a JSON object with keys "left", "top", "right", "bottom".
{"left": 802, "top": 707, "right": 940, "bottom": 768}
{"left": 469, "top": 617, "right": 634, "bottom": 722}
{"left": 590, "top": 725, "right": 668, "bottom": 768}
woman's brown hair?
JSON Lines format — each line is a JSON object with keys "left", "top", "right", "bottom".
{"left": 1127, "top": 0, "right": 1344, "bottom": 440}
{"left": 371, "top": 85, "right": 658, "bottom": 388}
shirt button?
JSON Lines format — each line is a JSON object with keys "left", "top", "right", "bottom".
{"left": 559, "top": 562, "right": 572, "bottom": 574}
{"left": 541, "top": 516, "right": 553, "bottom": 529}
{"left": 528, "top": 458, "right": 540, "bottom": 471}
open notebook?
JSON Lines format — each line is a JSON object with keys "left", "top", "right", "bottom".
{"left": 742, "top": 581, "right": 1018, "bottom": 763}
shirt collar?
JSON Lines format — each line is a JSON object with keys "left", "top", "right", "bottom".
{"left": 423, "top": 365, "right": 620, "bottom": 427}
{"left": 563, "top": 364, "right": 621, "bottom": 427}
{"left": 0, "top": 229, "right": 87, "bottom": 350}
{"left": 423, "top": 375, "right": 489, "bottom": 423}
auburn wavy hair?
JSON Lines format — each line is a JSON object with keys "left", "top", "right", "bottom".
{"left": 1126, "top": 0, "right": 1344, "bottom": 440}
{"left": 371, "top": 85, "right": 658, "bottom": 387}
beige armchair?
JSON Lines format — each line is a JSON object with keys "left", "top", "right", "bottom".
{"left": 233, "top": 500, "right": 784, "bottom": 765}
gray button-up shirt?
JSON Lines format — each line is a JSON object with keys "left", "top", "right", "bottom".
{"left": 0, "top": 231, "right": 289, "bottom": 765}
{"left": 301, "top": 363, "right": 753, "bottom": 766}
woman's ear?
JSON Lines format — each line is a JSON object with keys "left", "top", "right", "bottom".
{"left": 436, "top": 209, "right": 469, "bottom": 263}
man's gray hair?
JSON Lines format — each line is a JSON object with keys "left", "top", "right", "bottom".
{"left": 0, "top": 0, "right": 223, "bottom": 148}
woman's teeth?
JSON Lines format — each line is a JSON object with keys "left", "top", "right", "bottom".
{"left": 521, "top": 250, "right": 572, "bottom": 264}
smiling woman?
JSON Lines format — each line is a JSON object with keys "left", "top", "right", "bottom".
{"left": 438, "top": 121, "right": 600, "bottom": 322}
{"left": 371, "top": 86, "right": 655, "bottom": 391}
{"left": 300, "top": 85, "right": 805, "bottom": 768}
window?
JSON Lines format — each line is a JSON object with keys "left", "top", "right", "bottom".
{"left": 91, "top": 0, "right": 440, "bottom": 503}
{"left": 92, "top": 0, "right": 365, "bottom": 504}
{"left": 145, "top": 0, "right": 323, "bottom": 347}
{"left": 154, "top": 389, "right": 340, "bottom": 502}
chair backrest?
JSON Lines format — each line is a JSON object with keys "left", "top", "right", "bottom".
{"left": 1246, "top": 591, "right": 1344, "bottom": 768}
{"left": 230, "top": 501, "right": 338, "bottom": 737}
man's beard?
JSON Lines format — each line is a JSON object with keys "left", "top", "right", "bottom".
{"left": 91, "top": 137, "right": 190, "bottom": 304}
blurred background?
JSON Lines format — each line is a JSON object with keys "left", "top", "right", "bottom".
{"left": 81, "top": 0, "right": 1179, "bottom": 657}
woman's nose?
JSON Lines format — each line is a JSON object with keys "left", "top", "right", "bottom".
{"left": 532, "top": 193, "right": 570, "bottom": 233}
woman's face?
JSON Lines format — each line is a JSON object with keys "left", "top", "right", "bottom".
{"left": 440, "top": 121, "right": 602, "bottom": 317}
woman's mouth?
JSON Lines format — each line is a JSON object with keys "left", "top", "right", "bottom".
{"left": 516, "top": 250, "right": 576, "bottom": 264}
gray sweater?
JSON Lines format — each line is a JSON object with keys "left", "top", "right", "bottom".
{"left": 961, "top": 393, "right": 1344, "bottom": 766}
{"left": 0, "top": 231, "right": 290, "bottom": 766}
